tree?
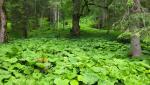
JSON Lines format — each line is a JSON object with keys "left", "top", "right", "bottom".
{"left": 0, "top": 0, "right": 7, "bottom": 43}
{"left": 6, "top": 0, "right": 50, "bottom": 38}
{"left": 49, "top": 1, "right": 60, "bottom": 29}
{"left": 7, "top": 0, "right": 28, "bottom": 38}
{"left": 98, "top": 0, "right": 113, "bottom": 29}
{"left": 71, "top": 0, "right": 81, "bottom": 36}
{"left": 130, "top": 0, "right": 142, "bottom": 57}
{"left": 23, "top": 0, "right": 29, "bottom": 38}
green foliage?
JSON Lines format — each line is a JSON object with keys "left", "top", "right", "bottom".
{"left": 39, "top": 18, "right": 50, "bottom": 29}
{"left": 117, "top": 31, "right": 131, "bottom": 43}
{"left": 114, "top": 12, "right": 150, "bottom": 44}
{"left": 7, "top": 22, "right": 12, "bottom": 32}
{"left": 127, "top": 0, "right": 134, "bottom": 7}
{"left": 0, "top": 27, "right": 149, "bottom": 84}
{"left": 80, "top": 16, "right": 95, "bottom": 28}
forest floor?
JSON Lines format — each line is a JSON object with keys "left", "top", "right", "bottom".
{"left": 0, "top": 25, "right": 150, "bottom": 85}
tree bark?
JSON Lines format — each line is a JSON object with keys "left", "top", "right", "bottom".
{"left": 71, "top": 0, "right": 80, "bottom": 36}
{"left": 130, "top": 0, "right": 142, "bottom": 57}
{"left": 98, "top": 7, "right": 108, "bottom": 28}
{"left": 49, "top": 5, "right": 59, "bottom": 29}
{"left": 0, "top": 0, "right": 7, "bottom": 43}
{"left": 97, "top": 0, "right": 113, "bottom": 29}
{"left": 131, "top": 34, "right": 142, "bottom": 57}
{"left": 23, "top": 0, "right": 28, "bottom": 38}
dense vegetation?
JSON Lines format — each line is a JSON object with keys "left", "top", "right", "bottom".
{"left": 0, "top": 0, "right": 150, "bottom": 85}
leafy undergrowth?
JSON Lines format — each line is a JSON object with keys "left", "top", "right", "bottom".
{"left": 0, "top": 28, "right": 150, "bottom": 85}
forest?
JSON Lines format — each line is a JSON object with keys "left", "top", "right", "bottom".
{"left": 0, "top": 0, "right": 150, "bottom": 85}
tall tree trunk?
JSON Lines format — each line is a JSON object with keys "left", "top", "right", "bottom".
{"left": 71, "top": 0, "right": 80, "bottom": 36}
{"left": 34, "top": 0, "right": 39, "bottom": 29}
{"left": 57, "top": 5, "right": 59, "bottom": 29}
{"left": 53, "top": 7, "right": 57, "bottom": 26}
{"left": 0, "top": 0, "right": 7, "bottom": 43}
{"left": 49, "top": 4, "right": 60, "bottom": 29}
{"left": 130, "top": 0, "right": 142, "bottom": 57}
{"left": 97, "top": 0, "right": 111, "bottom": 29}
{"left": 131, "top": 33, "right": 142, "bottom": 57}
{"left": 23, "top": 0, "right": 28, "bottom": 38}
{"left": 98, "top": 7, "right": 108, "bottom": 29}
{"left": 61, "top": 0, "right": 65, "bottom": 30}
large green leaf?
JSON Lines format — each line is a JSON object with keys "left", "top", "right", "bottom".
{"left": 54, "top": 78, "right": 69, "bottom": 85}
{"left": 77, "top": 73, "right": 98, "bottom": 84}
{"left": 70, "top": 80, "right": 79, "bottom": 85}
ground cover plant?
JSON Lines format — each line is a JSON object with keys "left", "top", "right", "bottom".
{"left": 0, "top": 28, "right": 150, "bottom": 85}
